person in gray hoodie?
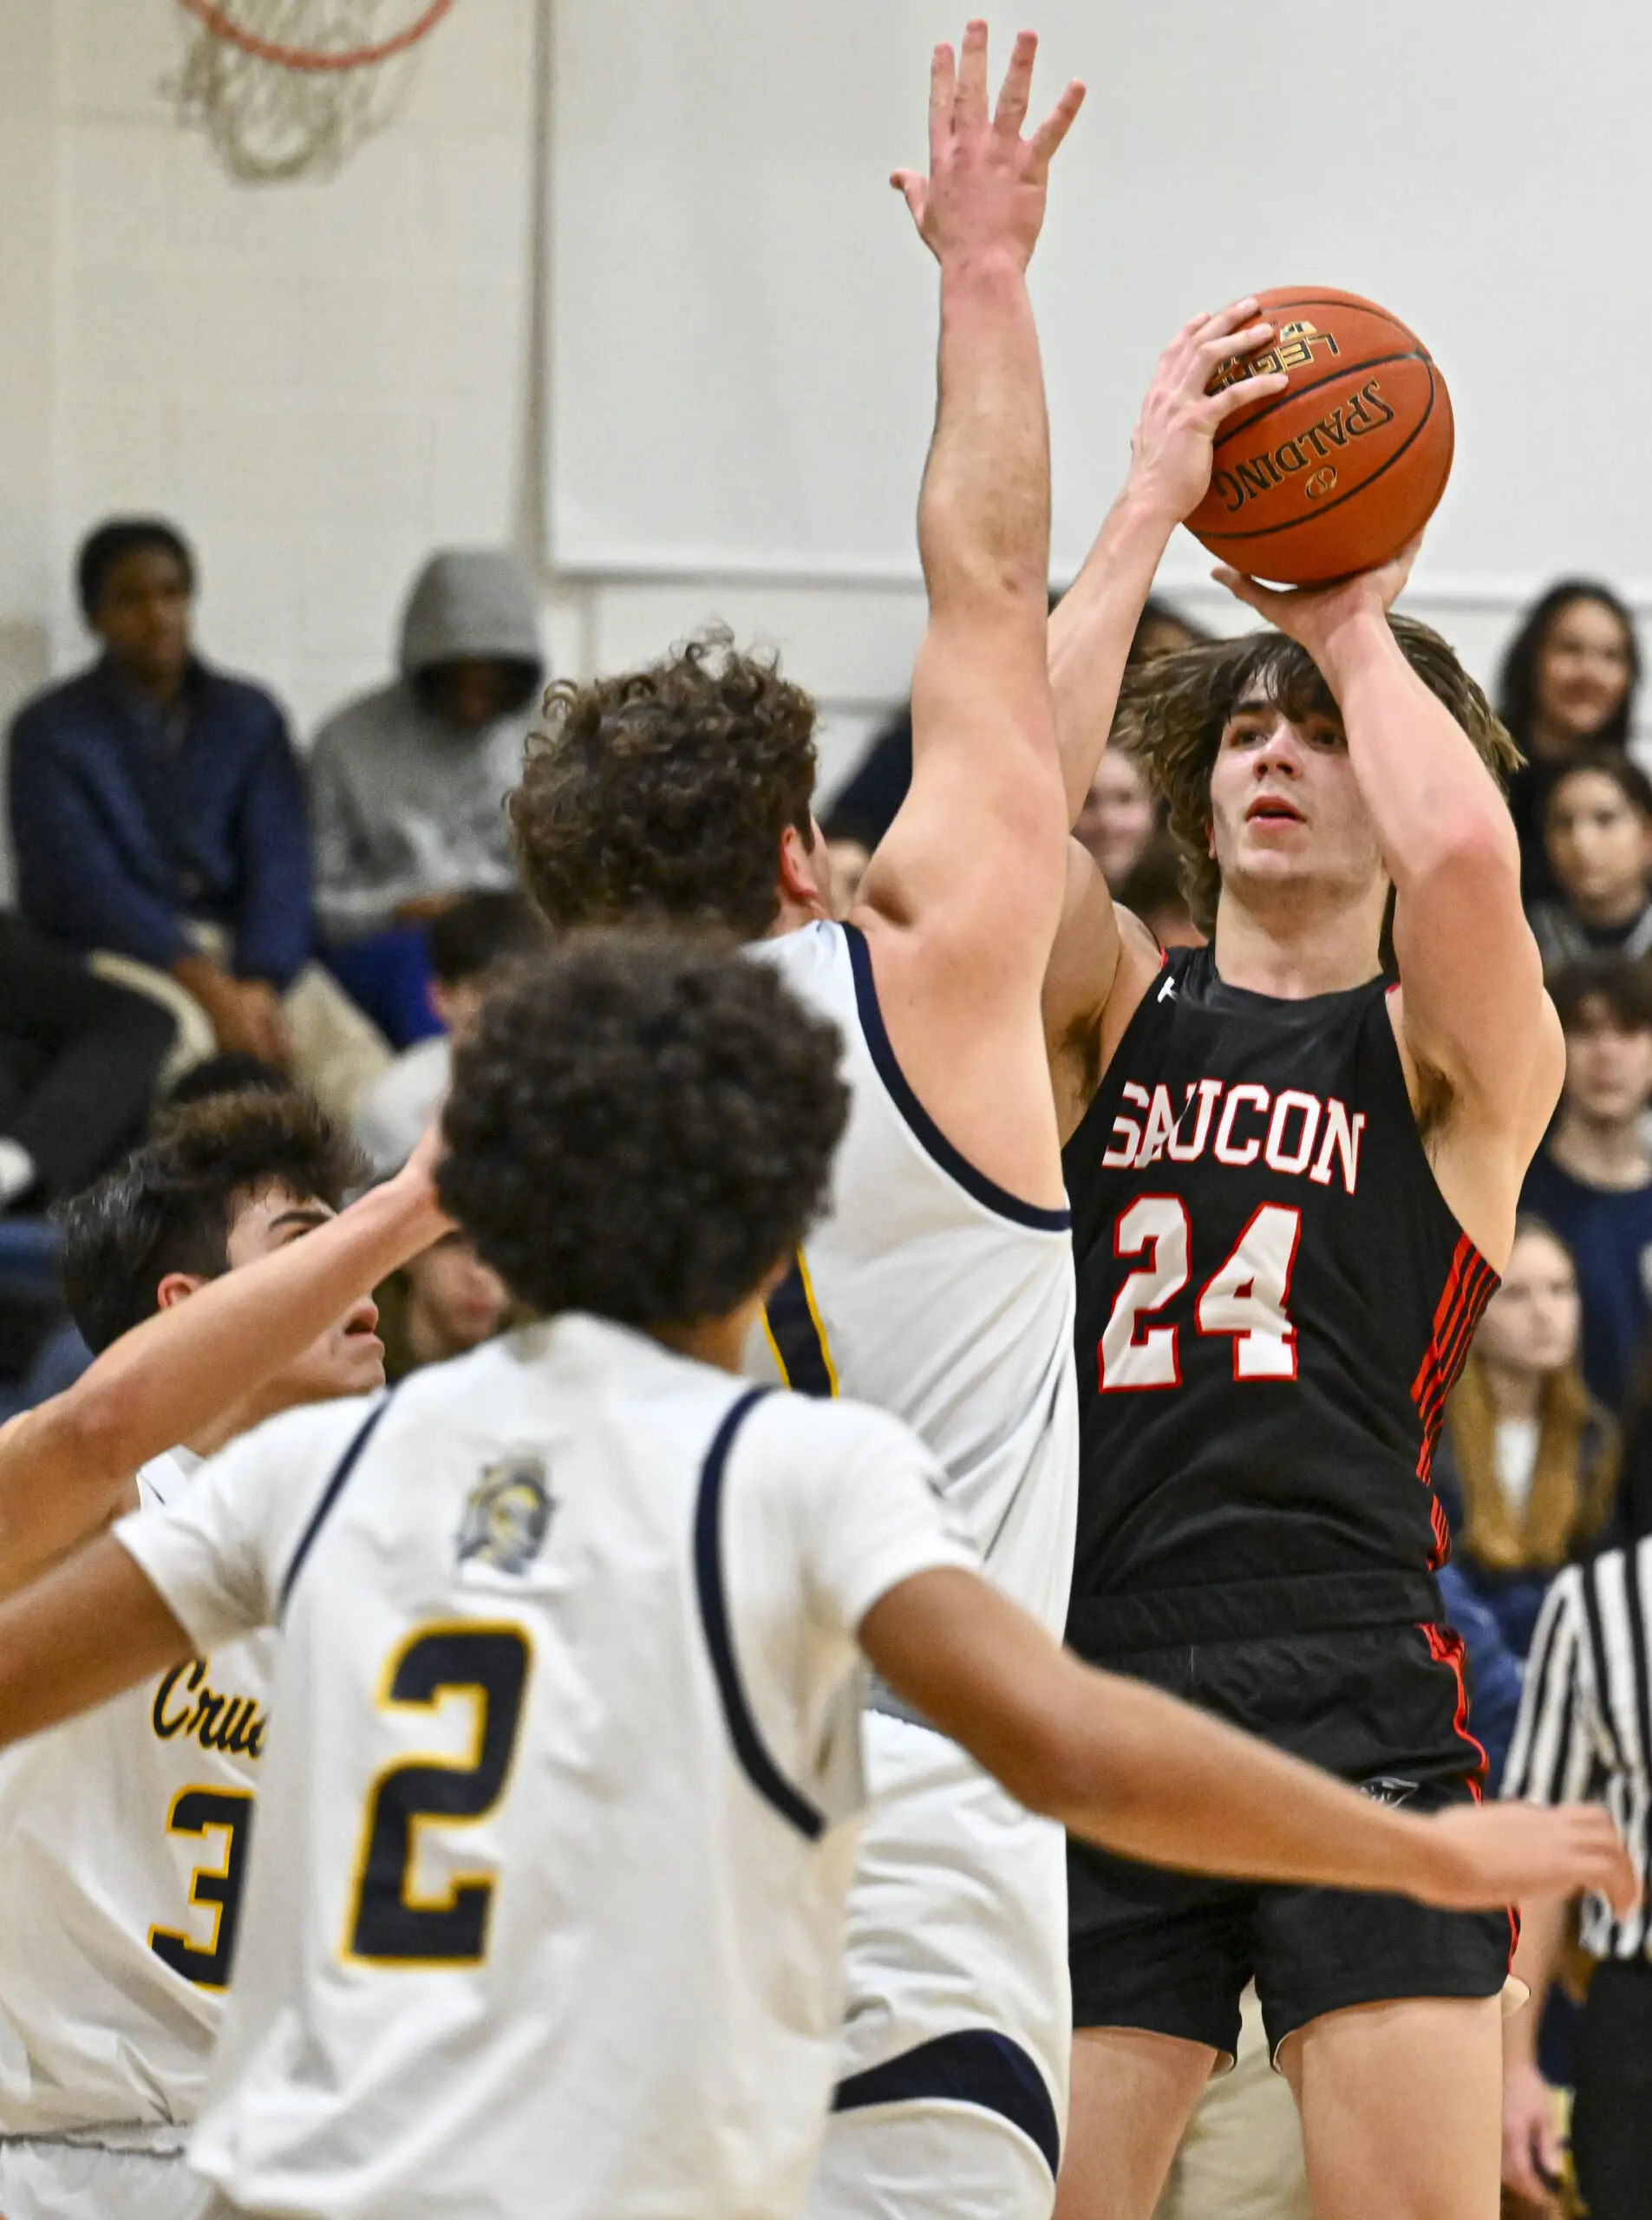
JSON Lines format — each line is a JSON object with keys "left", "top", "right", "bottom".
{"left": 310, "top": 550, "right": 545, "bottom": 1046}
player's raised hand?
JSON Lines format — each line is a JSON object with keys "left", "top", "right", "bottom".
{"left": 1502, "top": 2059, "right": 1564, "bottom": 2212}
{"left": 1211, "top": 533, "right": 1423, "bottom": 681}
{"left": 1414, "top": 1800, "right": 1638, "bottom": 1917}
{"left": 392, "top": 1117, "right": 458, "bottom": 1249}
{"left": 891, "top": 22, "right": 1085, "bottom": 271}
{"left": 1125, "top": 303, "right": 1291, "bottom": 526}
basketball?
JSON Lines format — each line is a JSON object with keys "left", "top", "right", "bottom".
{"left": 1185, "top": 286, "right": 1453, "bottom": 585}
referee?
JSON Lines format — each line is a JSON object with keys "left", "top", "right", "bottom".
{"left": 1501, "top": 1533, "right": 1651, "bottom": 2218}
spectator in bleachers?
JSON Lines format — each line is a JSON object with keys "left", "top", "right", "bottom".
{"left": 1075, "top": 748, "right": 1158, "bottom": 889}
{"left": 0, "top": 913, "right": 175, "bottom": 1211}
{"left": 1527, "top": 751, "right": 1652, "bottom": 971}
{"left": 1433, "top": 1218, "right": 1619, "bottom": 1668}
{"left": 1522, "top": 963, "right": 1652, "bottom": 1410}
{"left": 375, "top": 1231, "right": 513, "bottom": 1382}
{"left": 1116, "top": 832, "right": 1205, "bottom": 950}
{"left": 6, "top": 517, "right": 388, "bottom": 1123}
{"left": 353, "top": 891, "right": 543, "bottom": 1177}
{"left": 1496, "top": 579, "right": 1640, "bottom": 904}
{"left": 310, "top": 550, "right": 544, "bottom": 1048}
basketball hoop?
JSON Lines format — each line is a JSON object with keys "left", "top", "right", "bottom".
{"left": 170, "top": 1, "right": 457, "bottom": 184}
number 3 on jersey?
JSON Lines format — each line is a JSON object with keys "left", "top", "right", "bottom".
{"left": 1100, "top": 1198, "right": 1302, "bottom": 1390}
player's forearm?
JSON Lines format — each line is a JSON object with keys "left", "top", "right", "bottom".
{"left": 1048, "top": 489, "right": 1177, "bottom": 823}
{"left": 1317, "top": 610, "right": 1519, "bottom": 896}
{"left": 917, "top": 251, "right": 1050, "bottom": 624}
{"left": 1037, "top": 1662, "right": 1438, "bottom": 1894}
{"left": 0, "top": 1537, "right": 193, "bottom": 1752}
{"left": 0, "top": 1169, "right": 442, "bottom": 1584}
{"left": 1505, "top": 1891, "right": 1568, "bottom": 2067}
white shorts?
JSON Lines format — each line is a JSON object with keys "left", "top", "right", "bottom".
{"left": 808, "top": 1711, "right": 1069, "bottom": 2220}
{"left": 0, "top": 2138, "right": 213, "bottom": 2220}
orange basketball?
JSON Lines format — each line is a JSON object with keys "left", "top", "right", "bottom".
{"left": 1185, "top": 287, "right": 1453, "bottom": 585}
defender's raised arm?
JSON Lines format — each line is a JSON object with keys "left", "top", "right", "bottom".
{"left": 853, "top": 23, "right": 1082, "bottom": 1208}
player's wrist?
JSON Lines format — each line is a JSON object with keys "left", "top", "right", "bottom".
{"left": 1107, "top": 476, "right": 1184, "bottom": 548}
{"left": 937, "top": 241, "right": 1029, "bottom": 297}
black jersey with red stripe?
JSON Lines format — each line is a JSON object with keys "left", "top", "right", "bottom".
{"left": 1062, "top": 944, "right": 1497, "bottom": 1662}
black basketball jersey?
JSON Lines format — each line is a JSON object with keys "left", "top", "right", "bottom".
{"left": 1062, "top": 944, "right": 1498, "bottom": 1662}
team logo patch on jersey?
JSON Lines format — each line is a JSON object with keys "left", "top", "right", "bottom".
{"left": 457, "top": 1457, "right": 555, "bottom": 1577}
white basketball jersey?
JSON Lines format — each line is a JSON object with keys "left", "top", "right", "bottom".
{"left": 0, "top": 1451, "right": 273, "bottom": 2146}
{"left": 748, "top": 920, "right": 1077, "bottom": 1633}
{"left": 114, "top": 1317, "right": 971, "bottom": 2220}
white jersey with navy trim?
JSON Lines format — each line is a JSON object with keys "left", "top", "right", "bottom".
{"left": 748, "top": 919, "right": 1078, "bottom": 1634}
{"left": 747, "top": 919, "right": 1078, "bottom": 2212}
{"left": 0, "top": 1451, "right": 273, "bottom": 2148}
{"left": 114, "top": 1316, "right": 972, "bottom": 2220}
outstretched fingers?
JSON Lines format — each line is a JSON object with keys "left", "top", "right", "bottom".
{"left": 992, "top": 28, "right": 1037, "bottom": 138}
{"left": 890, "top": 168, "right": 929, "bottom": 228}
{"left": 928, "top": 39, "right": 957, "bottom": 153}
{"left": 1028, "top": 76, "right": 1086, "bottom": 169}
{"left": 955, "top": 17, "right": 990, "bottom": 130}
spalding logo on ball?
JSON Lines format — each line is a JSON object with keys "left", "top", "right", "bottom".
{"left": 1185, "top": 287, "right": 1453, "bottom": 585}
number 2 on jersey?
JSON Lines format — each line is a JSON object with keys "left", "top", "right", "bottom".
{"left": 1100, "top": 1198, "right": 1302, "bottom": 1390}
{"left": 345, "top": 1624, "right": 530, "bottom": 1967}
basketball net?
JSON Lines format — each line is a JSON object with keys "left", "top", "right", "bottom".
{"left": 169, "top": 1, "right": 456, "bottom": 185}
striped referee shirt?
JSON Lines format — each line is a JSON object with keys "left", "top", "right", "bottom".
{"left": 1502, "top": 1538, "right": 1652, "bottom": 1959}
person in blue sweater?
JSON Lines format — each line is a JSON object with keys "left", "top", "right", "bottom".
{"left": 1521, "top": 961, "right": 1652, "bottom": 1411}
{"left": 7, "top": 519, "right": 385, "bottom": 1118}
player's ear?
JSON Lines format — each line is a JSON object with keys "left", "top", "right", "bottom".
{"left": 778, "top": 819, "right": 829, "bottom": 911}
{"left": 154, "top": 1271, "right": 210, "bottom": 1313}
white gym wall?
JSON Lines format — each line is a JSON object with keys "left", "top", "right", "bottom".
{"left": 1, "top": 0, "right": 1648, "bottom": 900}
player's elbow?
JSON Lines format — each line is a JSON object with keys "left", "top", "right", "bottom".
{"left": 1398, "top": 806, "right": 1520, "bottom": 896}
{"left": 44, "top": 1377, "right": 145, "bottom": 1486}
{"left": 993, "top": 1675, "right": 1133, "bottom": 1830}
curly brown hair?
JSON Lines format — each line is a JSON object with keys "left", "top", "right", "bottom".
{"left": 1113, "top": 614, "right": 1521, "bottom": 936}
{"left": 439, "top": 932, "right": 849, "bottom": 1327}
{"left": 508, "top": 629, "right": 819, "bottom": 941}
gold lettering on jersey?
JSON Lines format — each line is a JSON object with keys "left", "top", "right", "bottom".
{"left": 1207, "top": 319, "right": 1341, "bottom": 395}
{"left": 1101, "top": 1080, "right": 1366, "bottom": 1194}
{"left": 152, "top": 1659, "right": 267, "bottom": 1761}
{"left": 1210, "top": 377, "right": 1396, "bottom": 516}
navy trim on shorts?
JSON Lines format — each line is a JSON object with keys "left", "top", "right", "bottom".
{"left": 694, "top": 1387, "right": 826, "bottom": 1841}
{"left": 278, "top": 1392, "right": 395, "bottom": 1614}
{"left": 841, "top": 922, "right": 1071, "bottom": 1234}
{"left": 833, "top": 2028, "right": 1061, "bottom": 2180}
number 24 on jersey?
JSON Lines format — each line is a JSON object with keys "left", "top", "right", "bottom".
{"left": 1100, "top": 1198, "right": 1302, "bottom": 1391}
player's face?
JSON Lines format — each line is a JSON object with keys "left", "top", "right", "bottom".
{"left": 1561, "top": 1008, "right": 1652, "bottom": 1127}
{"left": 1545, "top": 771, "right": 1651, "bottom": 911}
{"left": 1476, "top": 1229, "right": 1580, "bottom": 1377}
{"left": 406, "top": 1233, "right": 512, "bottom": 1359}
{"left": 224, "top": 1185, "right": 386, "bottom": 1402}
{"left": 1208, "top": 695, "right": 1384, "bottom": 913}
{"left": 1536, "top": 597, "right": 1634, "bottom": 743}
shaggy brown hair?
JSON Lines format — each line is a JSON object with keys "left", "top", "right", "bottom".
{"left": 508, "top": 630, "right": 819, "bottom": 942}
{"left": 1113, "top": 615, "right": 1521, "bottom": 935}
{"left": 57, "top": 1088, "right": 363, "bottom": 1354}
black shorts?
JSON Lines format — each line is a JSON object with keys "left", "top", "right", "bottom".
{"left": 1067, "top": 1622, "right": 1517, "bottom": 2062}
